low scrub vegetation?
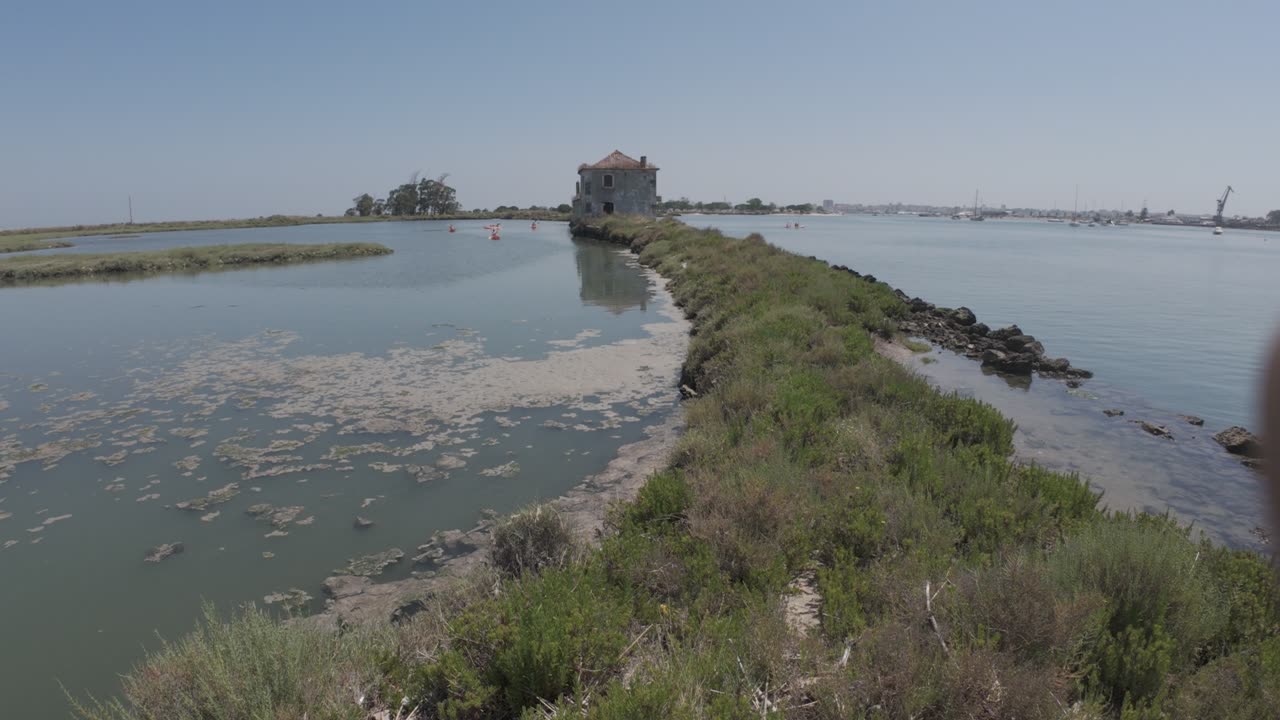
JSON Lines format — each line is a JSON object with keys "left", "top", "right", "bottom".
{"left": 0, "top": 236, "right": 75, "bottom": 253}
{"left": 75, "top": 218, "right": 1279, "bottom": 719}
{"left": 0, "top": 242, "right": 392, "bottom": 284}
{"left": 489, "top": 504, "right": 578, "bottom": 576}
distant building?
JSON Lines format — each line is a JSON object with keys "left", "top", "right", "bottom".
{"left": 572, "top": 151, "right": 659, "bottom": 221}
{"left": 822, "top": 199, "right": 834, "bottom": 213}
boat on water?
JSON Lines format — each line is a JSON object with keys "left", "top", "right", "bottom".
{"left": 969, "top": 190, "right": 985, "bottom": 221}
{"left": 1069, "top": 185, "right": 1081, "bottom": 227}
{"left": 1214, "top": 226, "right": 1224, "bottom": 235}
{"left": 1047, "top": 218, "right": 1065, "bottom": 223}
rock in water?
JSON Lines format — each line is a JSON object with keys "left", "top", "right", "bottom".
{"left": 989, "top": 325, "right": 1023, "bottom": 341}
{"left": 1038, "top": 357, "right": 1071, "bottom": 373}
{"left": 1214, "top": 426, "right": 1261, "bottom": 457}
{"left": 1178, "top": 415, "right": 1205, "bottom": 427}
{"left": 144, "top": 542, "right": 184, "bottom": 563}
{"left": 966, "top": 322, "right": 990, "bottom": 337}
{"left": 1103, "top": 409, "right": 1125, "bottom": 418}
{"left": 1133, "top": 421, "right": 1173, "bottom": 440}
{"left": 354, "top": 515, "right": 375, "bottom": 529}
{"left": 1005, "top": 334, "right": 1039, "bottom": 353}
{"left": 951, "top": 307, "right": 977, "bottom": 326}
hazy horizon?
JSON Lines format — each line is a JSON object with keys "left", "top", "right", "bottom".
{"left": 3, "top": 0, "right": 1277, "bottom": 229}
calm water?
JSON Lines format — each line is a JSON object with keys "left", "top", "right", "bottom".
{"left": 0, "top": 221, "right": 684, "bottom": 715}
{"left": 692, "top": 214, "right": 1277, "bottom": 547}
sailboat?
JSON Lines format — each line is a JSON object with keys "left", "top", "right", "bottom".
{"left": 1069, "top": 185, "right": 1081, "bottom": 227}
{"left": 969, "top": 190, "right": 985, "bottom": 221}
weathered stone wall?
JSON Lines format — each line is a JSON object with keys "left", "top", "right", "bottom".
{"left": 573, "top": 169, "right": 657, "bottom": 220}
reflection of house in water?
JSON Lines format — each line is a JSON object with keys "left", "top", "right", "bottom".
{"left": 574, "top": 239, "right": 651, "bottom": 314}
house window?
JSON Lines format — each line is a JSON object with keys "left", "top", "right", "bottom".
{"left": 586, "top": 202, "right": 593, "bottom": 213}
{"left": 602, "top": 174, "right": 614, "bottom": 189}
{"left": 603, "top": 202, "right": 615, "bottom": 215}
{"left": 585, "top": 180, "right": 591, "bottom": 196}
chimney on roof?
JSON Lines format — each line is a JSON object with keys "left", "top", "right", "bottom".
{"left": 640, "top": 156, "right": 647, "bottom": 168}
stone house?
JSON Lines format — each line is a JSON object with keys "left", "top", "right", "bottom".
{"left": 571, "top": 151, "right": 659, "bottom": 220}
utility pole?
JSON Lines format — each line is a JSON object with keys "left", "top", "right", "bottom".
{"left": 128, "top": 195, "right": 134, "bottom": 225}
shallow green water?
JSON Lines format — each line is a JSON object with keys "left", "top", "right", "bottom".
{"left": 0, "top": 221, "right": 684, "bottom": 715}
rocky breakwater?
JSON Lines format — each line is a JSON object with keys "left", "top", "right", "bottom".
{"left": 890, "top": 293, "right": 1091, "bottom": 382}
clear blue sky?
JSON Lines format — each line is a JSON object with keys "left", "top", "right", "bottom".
{"left": 2, "top": 0, "right": 1276, "bottom": 227}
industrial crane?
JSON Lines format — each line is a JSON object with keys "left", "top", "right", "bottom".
{"left": 1214, "top": 185, "right": 1234, "bottom": 225}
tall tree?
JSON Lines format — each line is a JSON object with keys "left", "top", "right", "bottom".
{"left": 387, "top": 183, "right": 419, "bottom": 216}
{"left": 351, "top": 193, "right": 375, "bottom": 217}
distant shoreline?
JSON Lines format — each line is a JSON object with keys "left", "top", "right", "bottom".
{"left": 0, "top": 211, "right": 570, "bottom": 254}
{"left": 0, "top": 242, "right": 393, "bottom": 285}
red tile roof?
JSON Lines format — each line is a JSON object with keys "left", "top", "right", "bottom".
{"left": 578, "top": 150, "right": 658, "bottom": 171}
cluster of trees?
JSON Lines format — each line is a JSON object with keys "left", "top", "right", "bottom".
{"left": 346, "top": 173, "right": 461, "bottom": 217}
{"left": 656, "top": 197, "right": 823, "bottom": 214}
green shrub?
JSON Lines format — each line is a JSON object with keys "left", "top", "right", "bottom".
{"left": 1050, "top": 517, "right": 1226, "bottom": 709}
{"left": 816, "top": 549, "right": 870, "bottom": 640}
{"left": 814, "top": 484, "right": 886, "bottom": 566}
{"left": 493, "top": 567, "right": 632, "bottom": 713}
{"left": 490, "top": 503, "right": 577, "bottom": 577}
{"left": 773, "top": 370, "right": 840, "bottom": 464}
{"left": 71, "top": 604, "right": 387, "bottom": 720}
{"left": 623, "top": 470, "right": 692, "bottom": 529}
{"left": 943, "top": 554, "right": 1106, "bottom": 664}
{"left": 1169, "top": 637, "right": 1280, "bottom": 718}
{"left": 1200, "top": 543, "right": 1280, "bottom": 654}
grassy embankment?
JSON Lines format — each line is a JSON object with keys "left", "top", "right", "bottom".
{"left": 0, "top": 243, "right": 392, "bottom": 284}
{"left": 74, "top": 218, "right": 1278, "bottom": 719}
{"left": 0, "top": 211, "right": 570, "bottom": 254}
